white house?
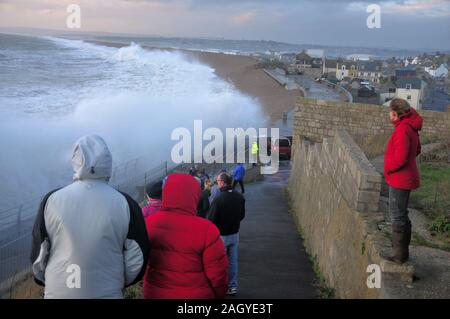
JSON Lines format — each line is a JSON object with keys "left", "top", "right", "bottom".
{"left": 404, "top": 56, "right": 419, "bottom": 66}
{"left": 425, "top": 64, "right": 449, "bottom": 78}
{"left": 382, "top": 78, "right": 427, "bottom": 109}
{"left": 336, "top": 60, "right": 358, "bottom": 80}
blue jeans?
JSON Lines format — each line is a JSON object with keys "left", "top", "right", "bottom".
{"left": 221, "top": 233, "right": 239, "bottom": 289}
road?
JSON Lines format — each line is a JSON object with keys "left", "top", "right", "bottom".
{"left": 290, "top": 75, "right": 342, "bottom": 101}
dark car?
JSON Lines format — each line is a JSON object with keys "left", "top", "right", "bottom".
{"left": 358, "top": 85, "right": 376, "bottom": 97}
{"left": 263, "top": 136, "right": 292, "bottom": 160}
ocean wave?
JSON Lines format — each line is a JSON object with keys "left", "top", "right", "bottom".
{"left": 0, "top": 35, "right": 266, "bottom": 207}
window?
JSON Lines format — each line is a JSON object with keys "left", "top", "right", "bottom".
{"left": 407, "top": 95, "right": 412, "bottom": 100}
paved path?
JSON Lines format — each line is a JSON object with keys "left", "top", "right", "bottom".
{"left": 231, "top": 161, "right": 317, "bottom": 298}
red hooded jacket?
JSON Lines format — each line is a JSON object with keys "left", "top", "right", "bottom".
{"left": 143, "top": 173, "right": 228, "bottom": 299}
{"left": 384, "top": 108, "right": 423, "bottom": 190}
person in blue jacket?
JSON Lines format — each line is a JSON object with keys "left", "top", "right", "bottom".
{"left": 232, "top": 163, "right": 246, "bottom": 194}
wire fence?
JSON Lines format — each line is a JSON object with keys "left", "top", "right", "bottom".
{"left": 0, "top": 147, "right": 251, "bottom": 287}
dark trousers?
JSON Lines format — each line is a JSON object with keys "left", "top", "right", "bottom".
{"left": 232, "top": 179, "right": 245, "bottom": 194}
{"left": 389, "top": 186, "right": 411, "bottom": 227}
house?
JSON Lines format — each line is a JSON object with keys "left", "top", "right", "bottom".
{"left": 404, "top": 56, "right": 419, "bottom": 66}
{"left": 295, "top": 50, "right": 313, "bottom": 68}
{"left": 357, "top": 61, "right": 382, "bottom": 83}
{"left": 395, "top": 65, "right": 417, "bottom": 78}
{"left": 382, "top": 78, "right": 427, "bottom": 109}
{"left": 279, "top": 53, "right": 297, "bottom": 64}
{"left": 306, "top": 49, "right": 324, "bottom": 69}
{"left": 425, "top": 64, "right": 449, "bottom": 78}
{"left": 322, "top": 58, "right": 338, "bottom": 76}
{"left": 336, "top": 60, "right": 358, "bottom": 80}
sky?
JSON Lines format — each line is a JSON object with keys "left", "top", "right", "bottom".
{"left": 1, "top": 0, "right": 450, "bottom": 50}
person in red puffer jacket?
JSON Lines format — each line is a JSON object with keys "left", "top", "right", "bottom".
{"left": 143, "top": 173, "right": 228, "bottom": 299}
{"left": 384, "top": 98, "right": 423, "bottom": 264}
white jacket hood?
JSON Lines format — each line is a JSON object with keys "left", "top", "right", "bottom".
{"left": 71, "top": 135, "right": 112, "bottom": 181}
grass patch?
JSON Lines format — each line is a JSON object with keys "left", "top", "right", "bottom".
{"left": 410, "top": 162, "right": 450, "bottom": 216}
{"left": 410, "top": 162, "right": 450, "bottom": 242}
{"left": 412, "top": 233, "right": 450, "bottom": 252}
{"left": 124, "top": 281, "right": 143, "bottom": 299}
{"left": 308, "top": 255, "right": 336, "bottom": 299}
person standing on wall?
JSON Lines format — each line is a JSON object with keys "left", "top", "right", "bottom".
{"left": 384, "top": 98, "right": 423, "bottom": 264}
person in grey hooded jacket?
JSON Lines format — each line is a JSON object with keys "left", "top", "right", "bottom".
{"left": 30, "top": 135, "right": 149, "bottom": 299}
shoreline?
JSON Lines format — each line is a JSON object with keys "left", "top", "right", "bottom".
{"left": 88, "top": 39, "right": 301, "bottom": 126}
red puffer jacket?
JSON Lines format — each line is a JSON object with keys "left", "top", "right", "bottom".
{"left": 384, "top": 108, "right": 423, "bottom": 190}
{"left": 143, "top": 173, "right": 228, "bottom": 299}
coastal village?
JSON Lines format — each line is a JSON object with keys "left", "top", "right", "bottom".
{"left": 263, "top": 49, "right": 450, "bottom": 112}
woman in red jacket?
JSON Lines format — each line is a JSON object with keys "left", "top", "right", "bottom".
{"left": 143, "top": 173, "right": 228, "bottom": 299}
{"left": 384, "top": 98, "right": 423, "bottom": 264}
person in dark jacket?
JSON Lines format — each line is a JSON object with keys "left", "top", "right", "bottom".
{"left": 144, "top": 173, "right": 228, "bottom": 299}
{"left": 208, "top": 172, "right": 246, "bottom": 295}
{"left": 384, "top": 98, "right": 423, "bottom": 264}
{"left": 197, "top": 179, "right": 212, "bottom": 218}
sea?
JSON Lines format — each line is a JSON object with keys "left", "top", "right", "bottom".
{"left": 0, "top": 33, "right": 266, "bottom": 211}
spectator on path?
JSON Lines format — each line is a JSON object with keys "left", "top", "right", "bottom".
{"left": 197, "top": 179, "right": 212, "bottom": 218}
{"left": 189, "top": 165, "right": 199, "bottom": 177}
{"left": 31, "top": 135, "right": 149, "bottom": 298}
{"left": 144, "top": 173, "right": 228, "bottom": 299}
{"left": 142, "top": 180, "right": 163, "bottom": 218}
{"left": 209, "top": 169, "right": 228, "bottom": 205}
{"left": 232, "top": 163, "right": 246, "bottom": 194}
{"left": 197, "top": 168, "right": 210, "bottom": 190}
{"left": 208, "top": 172, "right": 246, "bottom": 296}
{"left": 251, "top": 141, "right": 259, "bottom": 167}
{"left": 384, "top": 98, "right": 423, "bottom": 264}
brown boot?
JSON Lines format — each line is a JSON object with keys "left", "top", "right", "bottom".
{"left": 389, "top": 223, "right": 411, "bottom": 264}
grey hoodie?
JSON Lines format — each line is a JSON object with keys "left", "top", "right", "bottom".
{"left": 30, "top": 135, "right": 149, "bottom": 299}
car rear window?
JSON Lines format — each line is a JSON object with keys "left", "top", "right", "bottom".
{"left": 278, "top": 139, "right": 290, "bottom": 147}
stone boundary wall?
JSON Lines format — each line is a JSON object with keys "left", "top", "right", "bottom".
{"left": 288, "top": 130, "right": 414, "bottom": 298}
{"left": 294, "top": 97, "right": 450, "bottom": 143}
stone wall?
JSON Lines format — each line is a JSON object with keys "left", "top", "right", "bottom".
{"left": 288, "top": 130, "right": 414, "bottom": 298}
{"left": 293, "top": 97, "right": 450, "bottom": 144}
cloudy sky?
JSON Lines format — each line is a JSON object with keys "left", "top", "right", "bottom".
{"left": 1, "top": 0, "right": 450, "bottom": 50}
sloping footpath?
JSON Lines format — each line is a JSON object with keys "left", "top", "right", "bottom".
{"left": 236, "top": 161, "right": 318, "bottom": 298}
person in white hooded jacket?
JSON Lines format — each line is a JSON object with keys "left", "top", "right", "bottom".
{"left": 30, "top": 135, "right": 149, "bottom": 299}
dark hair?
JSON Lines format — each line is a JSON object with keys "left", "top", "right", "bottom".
{"left": 389, "top": 98, "right": 411, "bottom": 115}
{"left": 145, "top": 180, "right": 163, "bottom": 200}
{"left": 218, "top": 172, "right": 232, "bottom": 186}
